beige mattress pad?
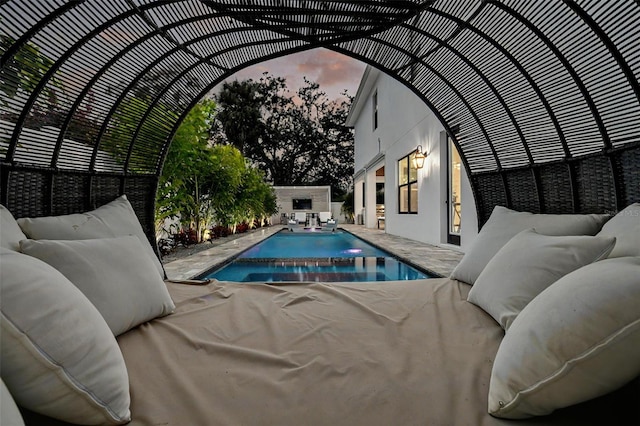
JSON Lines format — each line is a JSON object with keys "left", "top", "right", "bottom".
{"left": 113, "top": 278, "right": 626, "bottom": 426}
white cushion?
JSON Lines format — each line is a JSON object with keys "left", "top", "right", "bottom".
{"left": 318, "top": 212, "right": 332, "bottom": 222}
{"left": 0, "top": 205, "right": 27, "bottom": 251}
{"left": 20, "top": 236, "right": 175, "bottom": 336}
{"left": 467, "top": 229, "right": 615, "bottom": 330}
{"left": 489, "top": 256, "right": 640, "bottom": 419}
{"left": 450, "top": 206, "right": 610, "bottom": 284}
{"left": 1, "top": 378, "right": 25, "bottom": 426}
{"left": 0, "top": 248, "right": 131, "bottom": 424}
{"left": 597, "top": 203, "right": 640, "bottom": 258}
{"left": 16, "top": 195, "right": 164, "bottom": 278}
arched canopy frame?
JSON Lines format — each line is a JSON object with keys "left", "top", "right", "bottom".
{"left": 1, "top": 0, "right": 639, "bottom": 242}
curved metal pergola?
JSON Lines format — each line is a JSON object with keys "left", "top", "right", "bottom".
{"left": 1, "top": 0, "right": 639, "bottom": 244}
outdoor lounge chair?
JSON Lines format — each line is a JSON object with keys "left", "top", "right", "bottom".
{"left": 318, "top": 211, "right": 332, "bottom": 225}
{"left": 322, "top": 218, "right": 337, "bottom": 232}
{"left": 286, "top": 218, "right": 298, "bottom": 231}
{"left": 294, "top": 212, "right": 307, "bottom": 225}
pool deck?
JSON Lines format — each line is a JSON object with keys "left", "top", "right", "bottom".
{"left": 163, "top": 224, "right": 464, "bottom": 281}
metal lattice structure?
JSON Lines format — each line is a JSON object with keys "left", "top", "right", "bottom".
{"left": 1, "top": 0, "right": 639, "bottom": 245}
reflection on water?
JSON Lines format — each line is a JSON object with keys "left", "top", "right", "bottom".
{"left": 204, "top": 257, "right": 430, "bottom": 282}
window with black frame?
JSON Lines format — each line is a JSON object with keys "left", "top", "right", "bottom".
{"left": 398, "top": 151, "right": 418, "bottom": 214}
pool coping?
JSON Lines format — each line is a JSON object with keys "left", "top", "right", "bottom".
{"left": 163, "top": 224, "right": 464, "bottom": 281}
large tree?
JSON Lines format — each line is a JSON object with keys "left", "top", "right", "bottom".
{"left": 213, "top": 74, "right": 354, "bottom": 196}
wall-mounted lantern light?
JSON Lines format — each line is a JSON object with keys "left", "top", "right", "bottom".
{"left": 413, "top": 145, "right": 426, "bottom": 169}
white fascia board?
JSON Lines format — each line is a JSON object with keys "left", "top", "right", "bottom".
{"left": 345, "top": 65, "right": 381, "bottom": 127}
{"left": 353, "top": 151, "right": 385, "bottom": 181}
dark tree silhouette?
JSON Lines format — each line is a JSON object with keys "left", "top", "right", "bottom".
{"left": 213, "top": 73, "right": 354, "bottom": 197}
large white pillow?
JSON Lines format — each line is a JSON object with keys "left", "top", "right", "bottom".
{"left": 21, "top": 236, "right": 175, "bottom": 336}
{"left": 467, "top": 229, "right": 615, "bottom": 330}
{"left": 489, "top": 256, "right": 640, "bottom": 419}
{"left": 1, "top": 378, "right": 25, "bottom": 426}
{"left": 16, "top": 195, "right": 164, "bottom": 278}
{"left": 597, "top": 203, "right": 640, "bottom": 258}
{"left": 0, "top": 205, "right": 27, "bottom": 251}
{"left": 0, "top": 248, "right": 131, "bottom": 425}
{"left": 451, "top": 206, "right": 609, "bottom": 284}
{"left": 450, "top": 206, "right": 610, "bottom": 285}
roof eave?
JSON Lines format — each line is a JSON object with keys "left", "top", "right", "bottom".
{"left": 345, "top": 65, "right": 381, "bottom": 127}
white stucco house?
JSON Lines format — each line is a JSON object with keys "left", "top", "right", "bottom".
{"left": 346, "top": 66, "right": 478, "bottom": 252}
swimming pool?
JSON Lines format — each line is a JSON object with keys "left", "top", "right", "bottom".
{"left": 198, "top": 230, "right": 432, "bottom": 282}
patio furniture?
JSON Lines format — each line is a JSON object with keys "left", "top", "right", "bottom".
{"left": 318, "top": 211, "right": 332, "bottom": 225}
{"left": 286, "top": 218, "right": 298, "bottom": 231}
{"left": 294, "top": 212, "right": 307, "bottom": 225}
{"left": 0, "top": 2, "right": 639, "bottom": 425}
{"left": 324, "top": 218, "right": 337, "bottom": 231}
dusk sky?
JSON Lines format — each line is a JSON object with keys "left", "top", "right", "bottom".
{"left": 213, "top": 48, "right": 367, "bottom": 101}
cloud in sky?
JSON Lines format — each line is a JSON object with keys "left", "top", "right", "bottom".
{"left": 214, "top": 48, "right": 366, "bottom": 101}
{"left": 296, "top": 49, "right": 366, "bottom": 92}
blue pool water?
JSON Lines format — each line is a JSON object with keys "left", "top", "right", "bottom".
{"left": 199, "top": 230, "right": 431, "bottom": 282}
{"left": 238, "top": 231, "right": 388, "bottom": 259}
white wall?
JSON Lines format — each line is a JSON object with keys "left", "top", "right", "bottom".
{"left": 353, "top": 174, "right": 365, "bottom": 224}
{"left": 350, "top": 67, "right": 478, "bottom": 251}
{"left": 331, "top": 202, "right": 344, "bottom": 223}
{"left": 270, "top": 186, "right": 331, "bottom": 224}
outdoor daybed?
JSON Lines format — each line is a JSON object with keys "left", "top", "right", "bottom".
{"left": 1, "top": 196, "right": 639, "bottom": 426}
{"left": 1, "top": 2, "right": 640, "bottom": 425}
